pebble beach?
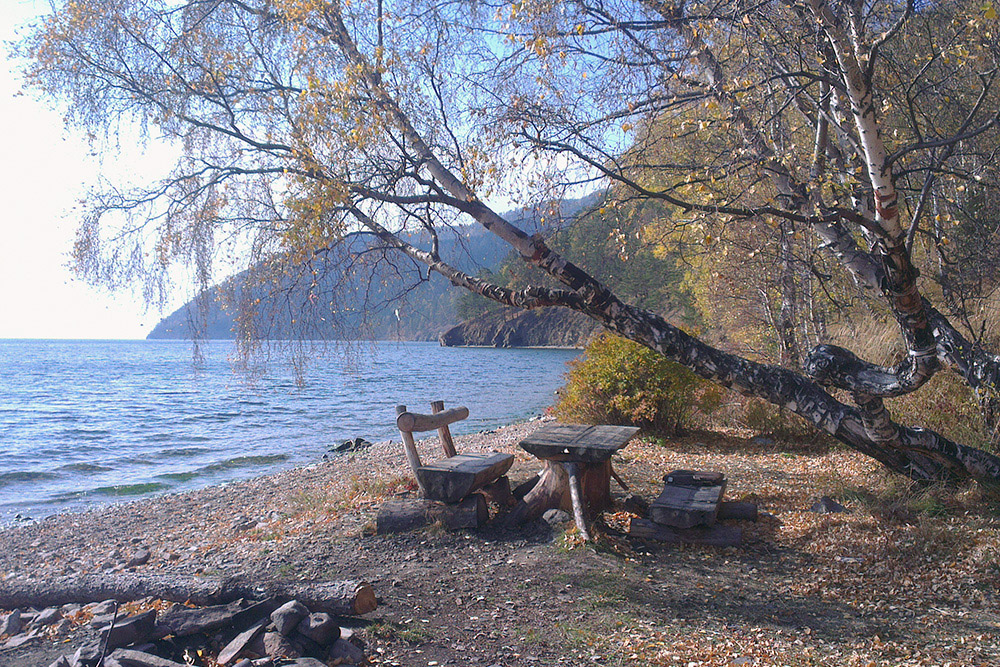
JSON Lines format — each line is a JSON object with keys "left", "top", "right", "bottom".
{"left": 0, "top": 419, "right": 548, "bottom": 586}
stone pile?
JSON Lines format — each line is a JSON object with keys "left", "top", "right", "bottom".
{"left": 2, "top": 596, "right": 367, "bottom": 667}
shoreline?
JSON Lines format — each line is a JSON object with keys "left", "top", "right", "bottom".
{"left": 0, "top": 412, "right": 555, "bottom": 529}
{"left": 1, "top": 339, "right": 577, "bottom": 527}
{"left": 0, "top": 418, "right": 550, "bottom": 582}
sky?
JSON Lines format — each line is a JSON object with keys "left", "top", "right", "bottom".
{"left": 0, "top": 1, "right": 184, "bottom": 339}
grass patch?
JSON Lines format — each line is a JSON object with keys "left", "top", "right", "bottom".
{"left": 364, "top": 620, "right": 434, "bottom": 644}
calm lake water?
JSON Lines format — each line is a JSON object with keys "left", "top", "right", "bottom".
{"left": 0, "top": 339, "right": 579, "bottom": 524}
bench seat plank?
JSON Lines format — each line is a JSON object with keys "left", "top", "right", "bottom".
{"left": 650, "top": 480, "right": 727, "bottom": 529}
{"left": 417, "top": 452, "right": 515, "bottom": 504}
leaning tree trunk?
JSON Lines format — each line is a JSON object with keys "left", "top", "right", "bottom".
{"left": 322, "top": 2, "right": 1000, "bottom": 493}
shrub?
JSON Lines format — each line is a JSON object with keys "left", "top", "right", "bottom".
{"left": 555, "top": 333, "right": 710, "bottom": 435}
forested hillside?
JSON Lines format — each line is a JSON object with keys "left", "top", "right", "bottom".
{"left": 148, "top": 197, "right": 597, "bottom": 341}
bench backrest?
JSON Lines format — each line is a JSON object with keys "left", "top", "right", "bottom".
{"left": 395, "top": 401, "right": 469, "bottom": 480}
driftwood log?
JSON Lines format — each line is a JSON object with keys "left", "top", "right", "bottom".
{"left": 0, "top": 574, "right": 376, "bottom": 616}
{"left": 376, "top": 495, "right": 488, "bottom": 534}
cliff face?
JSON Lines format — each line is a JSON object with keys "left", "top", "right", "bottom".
{"left": 438, "top": 307, "right": 602, "bottom": 348}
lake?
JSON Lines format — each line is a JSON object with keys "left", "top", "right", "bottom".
{"left": 0, "top": 339, "right": 579, "bottom": 523}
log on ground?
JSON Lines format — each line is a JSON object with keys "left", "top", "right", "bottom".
{"left": 629, "top": 518, "right": 743, "bottom": 546}
{"left": 0, "top": 574, "right": 376, "bottom": 616}
{"left": 717, "top": 501, "right": 759, "bottom": 521}
{"left": 376, "top": 494, "right": 488, "bottom": 534}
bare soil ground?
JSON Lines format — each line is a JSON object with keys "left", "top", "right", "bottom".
{"left": 2, "top": 420, "right": 999, "bottom": 666}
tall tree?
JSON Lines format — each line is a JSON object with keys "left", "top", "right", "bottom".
{"left": 20, "top": 0, "right": 1000, "bottom": 489}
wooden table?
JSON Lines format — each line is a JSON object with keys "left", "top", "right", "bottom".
{"left": 509, "top": 423, "right": 639, "bottom": 540}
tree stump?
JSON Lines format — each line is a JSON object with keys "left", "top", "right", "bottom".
{"left": 506, "top": 459, "right": 613, "bottom": 533}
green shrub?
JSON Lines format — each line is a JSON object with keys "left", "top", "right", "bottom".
{"left": 555, "top": 333, "right": 710, "bottom": 435}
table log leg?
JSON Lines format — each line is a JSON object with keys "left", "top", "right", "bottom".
{"left": 580, "top": 460, "right": 614, "bottom": 513}
{"left": 610, "top": 465, "right": 629, "bottom": 492}
{"left": 564, "top": 462, "right": 592, "bottom": 541}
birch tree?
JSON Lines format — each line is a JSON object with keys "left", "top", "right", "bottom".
{"left": 20, "top": 0, "right": 1000, "bottom": 489}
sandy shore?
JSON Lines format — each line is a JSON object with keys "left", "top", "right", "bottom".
{"left": 0, "top": 418, "right": 549, "bottom": 584}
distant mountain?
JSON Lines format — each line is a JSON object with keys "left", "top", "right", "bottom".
{"left": 147, "top": 194, "right": 600, "bottom": 341}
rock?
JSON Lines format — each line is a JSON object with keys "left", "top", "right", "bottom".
{"left": 439, "top": 306, "right": 599, "bottom": 348}
{"left": 291, "top": 632, "right": 326, "bottom": 659}
{"left": 47, "top": 656, "right": 71, "bottom": 667}
{"left": 331, "top": 437, "right": 373, "bottom": 453}
{"left": 263, "top": 630, "right": 301, "bottom": 659}
{"left": 61, "top": 603, "right": 83, "bottom": 615}
{"left": 53, "top": 618, "right": 74, "bottom": 634}
{"left": 295, "top": 612, "right": 340, "bottom": 645}
{"left": 232, "top": 660, "right": 253, "bottom": 667}
{"left": 231, "top": 518, "right": 255, "bottom": 533}
{"left": 71, "top": 641, "right": 103, "bottom": 667}
{"left": 91, "top": 613, "right": 119, "bottom": 629}
{"left": 217, "top": 618, "right": 268, "bottom": 665}
{"left": 107, "top": 648, "right": 188, "bottom": 667}
{"left": 102, "top": 609, "right": 158, "bottom": 650}
{"left": 810, "top": 495, "right": 850, "bottom": 514}
{"left": 3, "top": 630, "right": 38, "bottom": 648}
{"left": 157, "top": 600, "right": 245, "bottom": 637}
{"left": 126, "top": 549, "right": 151, "bottom": 567}
{"left": 542, "top": 509, "right": 572, "bottom": 526}
{"left": 287, "top": 659, "right": 328, "bottom": 667}
{"left": 35, "top": 606, "right": 64, "bottom": 626}
{"left": 270, "top": 600, "right": 309, "bottom": 636}
{"left": 328, "top": 638, "right": 365, "bottom": 664}
{"left": 0, "top": 609, "right": 23, "bottom": 636}
{"left": 88, "top": 600, "right": 119, "bottom": 615}
{"left": 750, "top": 436, "right": 775, "bottom": 446}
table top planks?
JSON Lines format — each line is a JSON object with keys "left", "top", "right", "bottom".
{"left": 518, "top": 423, "right": 640, "bottom": 462}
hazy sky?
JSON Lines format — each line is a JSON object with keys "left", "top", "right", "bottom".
{"left": 0, "top": 1, "right": 184, "bottom": 339}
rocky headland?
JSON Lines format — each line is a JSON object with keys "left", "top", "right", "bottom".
{"left": 437, "top": 307, "right": 601, "bottom": 348}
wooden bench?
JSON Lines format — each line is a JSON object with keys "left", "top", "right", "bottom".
{"left": 395, "top": 401, "right": 514, "bottom": 504}
{"left": 628, "top": 469, "right": 751, "bottom": 547}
